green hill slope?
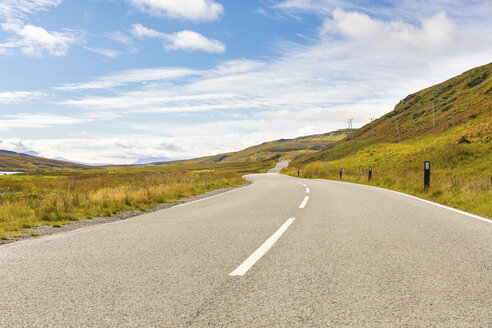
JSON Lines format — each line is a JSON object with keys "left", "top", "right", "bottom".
{"left": 284, "top": 62, "right": 492, "bottom": 218}
{"left": 0, "top": 153, "right": 91, "bottom": 172}
{"left": 159, "top": 129, "right": 350, "bottom": 165}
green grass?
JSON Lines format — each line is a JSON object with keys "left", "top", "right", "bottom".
{"left": 167, "top": 129, "right": 350, "bottom": 165}
{"left": 0, "top": 161, "right": 274, "bottom": 236}
{"left": 286, "top": 63, "right": 492, "bottom": 219}
{"left": 284, "top": 118, "right": 492, "bottom": 218}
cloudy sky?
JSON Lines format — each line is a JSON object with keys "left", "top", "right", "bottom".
{"left": 0, "top": 0, "right": 491, "bottom": 164}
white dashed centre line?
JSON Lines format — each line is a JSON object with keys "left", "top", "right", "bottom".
{"left": 229, "top": 218, "right": 296, "bottom": 276}
{"left": 306, "top": 187, "right": 310, "bottom": 194}
{"left": 299, "top": 196, "right": 309, "bottom": 209}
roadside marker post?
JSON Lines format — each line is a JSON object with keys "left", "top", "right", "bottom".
{"left": 340, "top": 168, "right": 343, "bottom": 180}
{"left": 424, "top": 161, "right": 431, "bottom": 190}
{"left": 368, "top": 166, "right": 372, "bottom": 181}
{"left": 298, "top": 170, "right": 300, "bottom": 177}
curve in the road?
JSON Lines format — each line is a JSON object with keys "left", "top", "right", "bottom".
{"left": 1, "top": 167, "right": 491, "bottom": 327}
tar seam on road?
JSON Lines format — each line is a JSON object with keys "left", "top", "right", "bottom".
{"left": 299, "top": 196, "right": 309, "bottom": 209}
{"left": 229, "top": 218, "right": 296, "bottom": 276}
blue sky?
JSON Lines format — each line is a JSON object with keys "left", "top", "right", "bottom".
{"left": 0, "top": 0, "right": 491, "bottom": 164}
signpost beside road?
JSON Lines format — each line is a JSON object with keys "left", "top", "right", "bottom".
{"left": 424, "top": 161, "right": 431, "bottom": 190}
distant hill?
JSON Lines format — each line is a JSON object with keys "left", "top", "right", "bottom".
{"left": 0, "top": 150, "right": 33, "bottom": 157}
{"left": 0, "top": 151, "right": 92, "bottom": 172}
{"left": 295, "top": 62, "right": 492, "bottom": 164}
{"left": 282, "top": 62, "right": 491, "bottom": 218}
{"left": 159, "top": 129, "right": 351, "bottom": 165}
{"left": 133, "top": 157, "right": 173, "bottom": 165}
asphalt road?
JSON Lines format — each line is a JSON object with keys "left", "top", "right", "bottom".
{"left": 1, "top": 171, "right": 491, "bottom": 327}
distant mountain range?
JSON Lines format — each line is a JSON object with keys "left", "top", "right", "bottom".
{"left": 157, "top": 129, "right": 352, "bottom": 166}
{"left": 0, "top": 150, "right": 92, "bottom": 172}
{"left": 0, "top": 150, "right": 33, "bottom": 157}
{"left": 133, "top": 157, "right": 173, "bottom": 165}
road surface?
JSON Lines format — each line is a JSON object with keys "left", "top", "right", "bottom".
{"left": 1, "top": 172, "right": 491, "bottom": 327}
{"left": 267, "top": 160, "right": 290, "bottom": 173}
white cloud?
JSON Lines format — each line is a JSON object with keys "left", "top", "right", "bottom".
{"left": 274, "top": 0, "right": 333, "bottom": 12}
{"left": 3, "top": 2, "right": 492, "bottom": 164}
{"left": 0, "top": 0, "right": 63, "bottom": 21}
{"left": 130, "top": 24, "right": 226, "bottom": 53}
{"left": 55, "top": 59, "right": 264, "bottom": 91}
{"left": 165, "top": 30, "right": 226, "bottom": 53}
{"left": 0, "top": 131, "right": 289, "bottom": 164}
{"left": 131, "top": 23, "right": 165, "bottom": 39}
{"left": 0, "top": 24, "right": 79, "bottom": 56}
{"left": 59, "top": 92, "right": 243, "bottom": 112}
{"left": 50, "top": 7, "right": 492, "bottom": 164}
{"left": 0, "top": 113, "right": 86, "bottom": 131}
{"left": 0, "top": 1, "right": 81, "bottom": 57}
{"left": 105, "top": 31, "right": 133, "bottom": 44}
{"left": 0, "top": 91, "right": 45, "bottom": 104}
{"left": 273, "top": 0, "right": 492, "bottom": 18}
{"left": 126, "top": 0, "right": 224, "bottom": 21}
{"left": 83, "top": 46, "right": 121, "bottom": 58}
{"left": 55, "top": 67, "right": 198, "bottom": 90}
{"left": 322, "top": 9, "right": 456, "bottom": 52}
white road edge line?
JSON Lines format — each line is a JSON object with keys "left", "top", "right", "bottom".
{"left": 229, "top": 218, "right": 296, "bottom": 276}
{"left": 172, "top": 185, "right": 248, "bottom": 209}
{"left": 383, "top": 187, "right": 492, "bottom": 224}
{"left": 306, "top": 187, "right": 310, "bottom": 194}
{"left": 299, "top": 196, "right": 309, "bottom": 209}
{"left": 321, "top": 179, "right": 491, "bottom": 224}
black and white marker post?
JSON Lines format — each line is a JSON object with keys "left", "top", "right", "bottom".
{"left": 340, "top": 168, "right": 343, "bottom": 180}
{"left": 368, "top": 166, "right": 372, "bottom": 181}
{"left": 424, "top": 161, "right": 431, "bottom": 190}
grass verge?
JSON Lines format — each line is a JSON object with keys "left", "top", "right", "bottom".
{"left": 0, "top": 161, "right": 273, "bottom": 236}
{"left": 284, "top": 121, "right": 492, "bottom": 219}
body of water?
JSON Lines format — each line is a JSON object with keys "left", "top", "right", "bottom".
{"left": 0, "top": 171, "right": 22, "bottom": 175}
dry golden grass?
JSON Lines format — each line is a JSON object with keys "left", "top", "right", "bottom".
{"left": 0, "top": 161, "right": 273, "bottom": 237}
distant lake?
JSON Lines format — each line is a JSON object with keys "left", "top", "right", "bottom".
{"left": 0, "top": 171, "right": 22, "bottom": 175}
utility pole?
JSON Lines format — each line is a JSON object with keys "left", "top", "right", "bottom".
{"left": 395, "top": 118, "right": 401, "bottom": 142}
{"left": 370, "top": 118, "right": 375, "bottom": 136}
{"left": 348, "top": 118, "right": 354, "bottom": 139}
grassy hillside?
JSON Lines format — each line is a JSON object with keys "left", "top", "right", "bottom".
{"left": 284, "top": 62, "right": 492, "bottom": 218}
{"left": 0, "top": 154, "right": 91, "bottom": 172}
{"left": 161, "top": 129, "right": 350, "bottom": 165}
{"left": 0, "top": 161, "right": 274, "bottom": 238}
{"left": 0, "top": 150, "right": 32, "bottom": 156}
